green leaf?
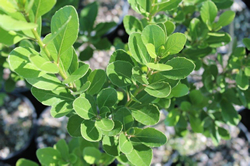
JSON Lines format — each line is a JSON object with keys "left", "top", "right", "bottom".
{"left": 8, "top": 47, "right": 45, "bottom": 78}
{"left": 101, "top": 120, "right": 123, "bottom": 136}
{"left": 29, "top": 54, "right": 59, "bottom": 74}
{"left": 145, "top": 81, "right": 171, "bottom": 98}
{"left": 102, "top": 136, "right": 120, "bottom": 156}
{"left": 180, "top": 101, "right": 191, "bottom": 111}
{"left": 80, "top": 2, "right": 98, "bottom": 33}
{"left": 200, "top": 1, "right": 218, "bottom": 30}
{"left": 98, "top": 153, "right": 115, "bottom": 165}
{"left": 163, "top": 33, "right": 187, "bottom": 56}
{"left": 63, "top": 62, "right": 89, "bottom": 83}
{"left": 131, "top": 104, "right": 160, "bottom": 126}
{"left": 189, "top": 114, "right": 204, "bottom": 133}
{"left": 236, "top": 71, "right": 249, "bottom": 90}
{"left": 73, "top": 96, "right": 97, "bottom": 119}
{"left": 218, "top": 127, "right": 230, "bottom": 140}
{"left": 146, "top": 43, "right": 157, "bottom": 59}
{"left": 119, "top": 133, "right": 133, "bottom": 154}
{"left": 95, "top": 118, "right": 114, "bottom": 131}
{"left": 109, "top": 49, "right": 134, "bottom": 65}
{"left": 0, "top": 0, "right": 17, "bottom": 13}
{"left": 123, "top": 15, "right": 143, "bottom": 35}
{"left": 189, "top": 90, "right": 208, "bottom": 108}
{"left": 83, "top": 147, "right": 101, "bottom": 165}
{"left": 50, "top": 102, "right": 73, "bottom": 118}
{"left": 141, "top": 25, "right": 166, "bottom": 50}
{"left": 36, "top": 148, "right": 61, "bottom": 166}
{"left": 146, "top": 63, "right": 172, "bottom": 71}
{"left": 79, "top": 46, "right": 93, "bottom": 61}
{"left": 26, "top": 74, "right": 62, "bottom": 91}
{"left": 16, "top": 159, "right": 39, "bottom": 166}
{"left": 169, "top": 83, "right": 189, "bottom": 98}
{"left": 99, "top": 106, "right": 111, "bottom": 118}
{"left": 128, "top": 32, "right": 151, "bottom": 64}
{"left": 67, "top": 114, "right": 83, "bottom": 137}
{"left": 164, "top": 21, "right": 175, "bottom": 35}
{"left": 31, "top": 87, "right": 74, "bottom": 106}
{"left": 214, "top": 11, "right": 235, "bottom": 31}
{"left": 73, "top": 81, "right": 91, "bottom": 95}
{"left": 81, "top": 120, "right": 102, "bottom": 142}
{"left": 220, "top": 98, "right": 241, "bottom": 126}
{"left": 97, "top": 88, "right": 117, "bottom": 109}
{"left": 87, "top": 69, "right": 107, "bottom": 95}
{"left": 106, "top": 61, "right": 133, "bottom": 87}
{"left": 0, "top": 27, "right": 26, "bottom": 46}
{"left": 206, "top": 32, "right": 231, "bottom": 48}
{"left": 165, "top": 109, "right": 180, "bottom": 126}
{"left": 0, "top": 14, "right": 37, "bottom": 31}
{"left": 32, "top": 0, "right": 56, "bottom": 19}
{"left": 154, "top": 0, "right": 182, "bottom": 12}
{"left": 243, "top": 38, "right": 250, "bottom": 50}
{"left": 54, "top": 139, "right": 69, "bottom": 160}
{"left": 161, "top": 57, "right": 195, "bottom": 80}
{"left": 132, "top": 67, "right": 149, "bottom": 85}
{"left": 245, "top": 66, "right": 250, "bottom": 77}
{"left": 131, "top": 128, "right": 167, "bottom": 147}
{"left": 51, "top": 5, "right": 79, "bottom": 55}
{"left": 210, "top": 124, "right": 220, "bottom": 145}
{"left": 114, "top": 107, "right": 134, "bottom": 131}
{"left": 126, "top": 144, "right": 152, "bottom": 166}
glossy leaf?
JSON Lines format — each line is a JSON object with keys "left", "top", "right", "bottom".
{"left": 128, "top": 32, "right": 151, "bottom": 64}
{"left": 141, "top": 25, "right": 166, "bottom": 50}
{"left": 32, "top": 0, "right": 56, "bottom": 19}
{"left": 81, "top": 120, "right": 102, "bottom": 142}
{"left": 119, "top": 133, "right": 133, "bottom": 154}
{"left": 131, "top": 128, "right": 167, "bottom": 147}
{"left": 95, "top": 118, "right": 114, "bottom": 131}
{"left": 29, "top": 54, "right": 59, "bottom": 74}
{"left": 163, "top": 33, "right": 186, "bottom": 56}
{"left": 200, "top": 1, "right": 218, "bottom": 30}
{"left": 146, "top": 63, "right": 172, "bottom": 71}
{"left": 51, "top": 6, "right": 79, "bottom": 55}
{"left": 8, "top": 47, "right": 45, "bottom": 78}
{"left": 165, "top": 109, "right": 180, "bottom": 126}
{"left": 63, "top": 62, "right": 89, "bottom": 83}
{"left": 161, "top": 57, "right": 195, "bottom": 80}
{"left": 206, "top": 32, "right": 231, "bottom": 48}
{"left": 50, "top": 101, "right": 73, "bottom": 118}
{"left": 106, "top": 61, "right": 133, "bottom": 87}
{"left": 87, "top": 69, "right": 107, "bottom": 95}
{"left": 132, "top": 66, "right": 149, "bottom": 85}
{"left": 236, "top": 71, "right": 249, "bottom": 90}
{"left": 114, "top": 107, "right": 134, "bottom": 131}
{"left": 73, "top": 96, "right": 96, "bottom": 119}
{"left": 164, "top": 21, "right": 175, "bottom": 35}
{"left": 123, "top": 15, "right": 143, "bottom": 35}
{"left": 126, "top": 144, "right": 152, "bottom": 166}
{"left": 131, "top": 104, "right": 160, "bottom": 126}
{"left": 36, "top": 148, "right": 61, "bottom": 166}
{"left": 154, "top": 0, "right": 182, "bottom": 12}
{"left": 169, "top": 83, "right": 189, "bottom": 98}
{"left": 214, "top": 11, "right": 235, "bottom": 31}
{"left": 189, "top": 114, "right": 203, "bottom": 133}
{"left": 220, "top": 99, "right": 241, "bottom": 126}
{"left": 16, "top": 159, "right": 38, "bottom": 166}
{"left": 67, "top": 114, "right": 83, "bottom": 137}
{"left": 102, "top": 136, "right": 120, "bottom": 156}
{"left": 243, "top": 38, "right": 250, "bottom": 50}
{"left": 97, "top": 88, "right": 117, "bottom": 109}
{"left": 0, "top": 27, "right": 26, "bottom": 46}
{"left": 54, "top": 139, "right": 69, "bottom": 160}
{"left": 31, "top": 87, "right": 74, "bottom": 106}
{"left": 83, "top": 147, "right": 101, "bottom": 164}
{"left": 0, "top": 15, "right": 37, "bottom": 31}
{"left": 101, "top": 120, "right": 123, "bottom": 136}
{"left": 145, "top": 82, "right": 171, "bottom": 98}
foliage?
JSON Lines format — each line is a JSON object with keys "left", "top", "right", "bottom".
{"left": 0, "top": 0, "right": 249, "bottom": 165}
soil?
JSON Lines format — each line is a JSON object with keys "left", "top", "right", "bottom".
{"left": 0, "top": 94, "right": 35, "bottom": 160}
